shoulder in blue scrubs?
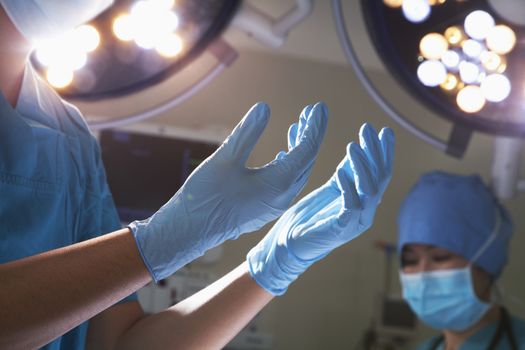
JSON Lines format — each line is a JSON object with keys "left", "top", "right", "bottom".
{"left": 0, "top": 63, "right": 137, "bottom": 350}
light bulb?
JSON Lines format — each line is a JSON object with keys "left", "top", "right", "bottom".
{"left": 417, "top": 60, "right": 447, "bottom": 87}
{"left": 481, "top": 74, "right": 511, "bottom": 102}
{"left": 486, "top": 25, "right": 516, "bottom": 55}
{"left": 464, "top": 10, "right": 495, "bottom": 40}
{"left": 46, "top": 66, "right": 74, "bottom": 89}
{"left": 457, "top": 85, "right": 486, "bottom": 113}
{"left": 459, "top": 61, "right": 480, "bottom": 84}
{"left": 441, "top": 50, "right": 460, "bottom": 69}
{"left": 444, "top": 26, "right": 464, "bottom": 46}
{"left": 462, "top": 39, "right": 483, "bottom": 59}
{"left": 402, "top": 0, "right": 431, "bottom": 23}
{"left": 420, "top": 33, "right": 449, "bottom": 60}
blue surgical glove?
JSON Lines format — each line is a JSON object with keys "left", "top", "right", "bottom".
{"left": 130, "top": 102, "right": 328, "bottom": 282}
{"left": 247, "top": 123, "right": 395, "bottom": 295}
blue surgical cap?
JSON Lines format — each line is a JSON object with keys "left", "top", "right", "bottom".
{"left": 397, "top": 171, "right": 513, "bottom": 278}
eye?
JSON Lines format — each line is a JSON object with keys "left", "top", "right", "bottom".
{"left": 401, "top": 257, "right": 418, "bottom": 266}
{"left": 432, "top": 254, "right": 452, "bottom": 262}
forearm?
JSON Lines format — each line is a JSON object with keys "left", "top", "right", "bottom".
{"left": 0, "top": 228, "right": 151, "bottom": 350}
{"left": 116, "top": 262, "right": 274, "bottom": 350}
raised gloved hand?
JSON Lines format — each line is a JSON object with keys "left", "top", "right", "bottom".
{"left": 247, "top": 123, "right": 395, "bottom": 295}
{"left": 130, "top": 102, "right": 328, "bottom": 281}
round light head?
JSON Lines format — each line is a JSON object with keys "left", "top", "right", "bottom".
{"left": 481, "top": 74, "right": 511, "bottom": 102}
{"left": 462, "top": 39, "right": 483, "bottom": 59}
{"left": 486, "top": 25, "right": 517, "bottom": 55}
{"left": 420, "top": 33, "right": 449, "bottom": 60}
{"left": 457, "top": 85, "right": 486, "bottom": 113}
{"left": 383, "top": 0, "right": 403, "bottom": 8}
{"left": 444, "top": 26, "right": 465, "bottom": 46}
{"left": 441, "top": 50, "right": 460, "bottom": 69}
{"left": 417, "top": 60, "right": 447, "bottom": 87}
{"left": 464, "top": 10, "right": 495, "bottom": 40}
{"left": 459, "top": 61, "right": 480, "bottom": 84}
{"left": 402, "top": 0, "right": 431, "bottom": 23}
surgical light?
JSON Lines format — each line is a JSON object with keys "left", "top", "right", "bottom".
{"left": 480, "top": 51, "right": 502, "bottom": 71}
{"left": 402, "top": 0, "right": 431, "bottom": 23}
{"left": 480, "top": 74, "right": 511, "bottom": 102}
{"left": 486, "top": 25, "right": 516, "bottom": 55}
{"left": 459, "top": 61, "right": 480, "bottom": 84}
{"left": 417, "top": 60, "right": 447, "bottom": 87}
{"left": 441, "top": 50, "right": 460, "bottom": 69}
{"left": 335, "top": 0, "right": 525, "bottom": 161}
{"left": 74, "top": 25, "right": 101, "bottom": 52}
{"left": 457, "top": 85, "right": 485, "bottom": 113}
{"left": 31, "top": 0, "right": 242, "bottom": 99}
{"left": 463, "top": 10, "right": 494, "bottom": 40}
{"left": 440, "top": 73, "right": 458, "bottom": 91}
{"left": 47, "top": 67, "right": 74, "bottom": 89}
{"left": 419, "top": 33, "right": 448, "bottom": 60}
{"left": 383, "top": 0, "right": 403, "bottom": 8}
{"left": 462, "top": 39, "right": 483, "bottom": 59}
{"left": 113, "top": 14, "right": 135, "bottom": 41}
{"left": 444, "top": 26, "right": 464, "bottom": 46}
{"left": 155, "top": 33, "right": 183, "bottom": 57}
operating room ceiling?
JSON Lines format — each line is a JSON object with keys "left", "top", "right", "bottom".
{"left": 223, "top": 0, "right": 384, "bottom": 70}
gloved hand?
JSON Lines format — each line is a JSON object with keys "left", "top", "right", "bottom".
{"left": 247, "top": 123, "right": 394, "bottom": 295}
{"left": 130, "top": 102, "right": 328, "bottom": 282}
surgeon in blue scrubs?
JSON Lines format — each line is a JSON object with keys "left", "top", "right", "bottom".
{"left": 398, "top": 171, "right": 525, "bottom": 350}
{"left": 0, "top": 1, "right": 395, "bottom": 349}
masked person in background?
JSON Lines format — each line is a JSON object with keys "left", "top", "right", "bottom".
{"left": 0, "top": 1, "right": 395, "bottom": 349}
{"left": 398, "top": 171, "right": 525, "bottom": 350}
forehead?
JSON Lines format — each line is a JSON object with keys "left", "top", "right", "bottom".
{"left": 402, "top": 243, "right": 453, "bottom": 254}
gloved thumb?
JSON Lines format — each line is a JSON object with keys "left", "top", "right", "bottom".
{"left": 221, "top": 102, "right": 270, "bottom": 164}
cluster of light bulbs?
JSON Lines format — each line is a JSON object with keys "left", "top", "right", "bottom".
{"left": 34, "top": 0, "right": 183, "bottom": 89}
{"left": 416, "top": 10, "right": 516, "bottom": 113}
{"left": 383, "top": 0, "right": 446, "bottom": 23}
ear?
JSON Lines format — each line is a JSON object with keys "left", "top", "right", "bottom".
{"left": 471, "top": 265, "right": 493, "bottom": 302}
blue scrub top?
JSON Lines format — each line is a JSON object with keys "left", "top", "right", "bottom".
{"left": 416, "top": 314, "right": 525, "bottom": 350}
{"left": 0, "top": 64, "right": 137, "bottom": 349}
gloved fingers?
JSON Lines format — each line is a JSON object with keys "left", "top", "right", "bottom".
{"left": 348, "top": 142, "right": 378, "bottom": 196}
{"left": 288, "top": 123, "right": 299, "bottom": 150}
{"left": 336, "top": 166, "right": 361, "bottom": 227}
{"left": 278, "top": 102, "right": 328, "bottom": 178}
{"left": 378, "top": 127, "right": 395, "bottom": 177}
{"left": 224, "top": 102, "right": 270, "bottom": 164}
{"left": 359, "top": 123, "right": 383, "bottom": 178}
{"left": 296, "top": 104, "right": 314, "bottom": 146}
{"left": 274, "top": 150, "right": 287, "bottom": 161}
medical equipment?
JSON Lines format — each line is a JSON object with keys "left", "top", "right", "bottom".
{"left": 247, "top": 123, "right": 394, "bottom": 296}
{"left": 24, "top": 0, "right": 313, "bottom": 130}
{"left": 332, "top": 0, "right": 525, "bottom": 199}
{"left": 99, "top": 123, "right": 224, "bottom": 223}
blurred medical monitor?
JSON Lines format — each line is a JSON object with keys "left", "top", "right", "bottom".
{"left": 98, "top": 123, "right": 225, "bottom": 224}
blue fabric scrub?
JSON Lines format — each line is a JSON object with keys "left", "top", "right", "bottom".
{"left": 0, "top": 64, "right": 137, "bottom": 349}
{"left": 416, "top": 314, "right": 525, "bottom": 350}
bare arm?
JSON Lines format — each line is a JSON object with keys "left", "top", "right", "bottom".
{"left": 0, "top": 228, "right": 151, "bottom": 350}
{"left": 87, "top": 262, "right": 274, "bottom": 350}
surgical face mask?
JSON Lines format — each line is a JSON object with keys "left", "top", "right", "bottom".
{"left": 0, "top": 0, "right": 113, "bottom": 43}
{"left": 400, "top": 266, "right": 491, "bottom": 331}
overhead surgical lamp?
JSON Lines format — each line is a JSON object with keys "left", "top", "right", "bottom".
{"left": 332, "top": 0, "right": 525, "bottom": 198}
{"left": 29, "top": 0, "right": 313, "bottom": 130}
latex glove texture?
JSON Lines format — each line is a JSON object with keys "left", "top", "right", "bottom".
{"left": 247, "top": 123, "right": 395, "bottom": 295}
{"left": 130, "top": 102, "right": 328, "bottom": 281}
